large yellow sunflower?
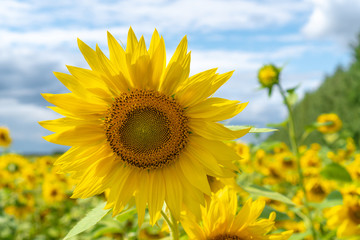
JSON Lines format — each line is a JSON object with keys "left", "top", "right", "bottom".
{"left": 40, "top": 28, "right": 250, "bottom": 225}
{"left": 181, "top": 187, "right": 292, "bottom": 240}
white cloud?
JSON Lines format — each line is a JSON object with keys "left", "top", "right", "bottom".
{"left": 0, "top": 98, "right": 67, "bottom": 153}
{"left": 0, "top": 0, "right": 352, "bottom": 153}
{"left": 302, "top": 0, "right": 360, "bottom": 44}
{"left": 0, "top": 0, "right": 310, "bottom": 32}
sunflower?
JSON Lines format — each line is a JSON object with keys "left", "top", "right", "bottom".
{"left": 258, "top": 64, "right": 280, "bottom": 88}
{"left": 40, "top": 28, "right": 250, "bottom": 225}
{"left": 181, "top": 187, "right": 292, "bottom": 240}
{"left": 0, "top": 126, "right": 12, "bottom": 148}
{"left": 42, "top": 180, "right": 67, "bottom": 204}
{"left": 316, "top": 113, "right": 342, "bottom": 134}
{"left": 325, "top": 194, "right": 360, "bottom": 238}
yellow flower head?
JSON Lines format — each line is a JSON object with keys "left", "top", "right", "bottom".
{"left": 0, "top": 126, "right": 12, "bottom": 148}
{"left": 305, "top": 178, "right": 334, "bottom": 203}
{"left": 42, "top": 180, "right": 67, "bottom": 204}
{"left": 182, "top": 187, "right": 292, "bottom": 240}
{"left": 258, "top": 64, "right": 280, "bottom": 88}
{"left": 40, "top": 28, "right": 250, "bottom": 225}
{"left": 325, "top": 196, "right": 360, "bottom": 238}
{"left": 316, "top": 113, "right": 342, "bottom": 134}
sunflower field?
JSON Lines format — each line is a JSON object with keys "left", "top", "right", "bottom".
{"left": 1, "top": 28, "right": 360, "bottom": 240}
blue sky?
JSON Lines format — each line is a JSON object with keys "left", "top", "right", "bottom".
{"left": 1, "top": 0, "right": 360, "bottom": 154}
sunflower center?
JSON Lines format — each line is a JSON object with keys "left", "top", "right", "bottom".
{"left": 348, "top": 204, "right": 360, "bottom": 224}
{"left": 119, "top": 108, "right": 170, "bottom": 152}
{"left": 209, "top": 234, "right": 244, "bottom": 240}
{"left": 50, "top": 189, "right": 58, "bottom": 197}
{"left": 104, "top": 89, "right": 189, "bottom": 170}
{"left": 0, "top": 132, "right": 5, "bottom": 141}
{"left": 311, "top": 183, "right": 325, "bottom": 195}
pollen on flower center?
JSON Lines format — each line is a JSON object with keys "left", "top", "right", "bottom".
{"left": 119, "top": 108, "right": 170, "bottom": 152}
{"left": 209, "top": 234, "right": 245, "bottom": 240}
{"left": 104, "top": 89, "right": 189, "bottom": 170}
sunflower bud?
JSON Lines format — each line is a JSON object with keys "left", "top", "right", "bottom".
{"left": 258, "top": 64, "right": 280, "bottom": 88}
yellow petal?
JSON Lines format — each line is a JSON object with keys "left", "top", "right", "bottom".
{"left": 148, "top": 29, "right": 161, "bottom": 57}
{"left": 160, "top": 36, "right": 190, "bottom": 95}
{"left": 127, "top": 37, "right": 151, "bottom": 89}
{"left": 39, "top": 117, "right": 101, "bottom": 132}
{"left": 56, "top": 144, "right": 112, "bottom": 172}
{"left": 149, "top": 36, "right": 166, "bottom": 90}
{"left": 175, "top": 68, "right": 218, "bottom": 107}
{"left": 190, "top": 136, "right": 240, "bottom": 171}
{"left": 189, "top": 120, "right": 250, "bottom": 141}
{"left": 72, "top": 156, "right": 117, "bottom": 198}
{"left": 53, "top": 72, "right": 87, "bottom": 98}
{"left": 43, "top": 124, "right": 105, "bottom": 146}
{"left": 135, "top": 170, "right": 149, "bottom": 226}
{"left": 126, "top": 27, "right": 138, "bottom": 54}
{"left": 42, "top": 93, "right": 107, "bottom": 117}
{"left": 77, "top": 38, "right": 102, "bottom": 73}
{"left": 107, "top": 31, "right": 130, "bottom": 81}
{"left": 186, "top": 98, "right": 248, "bottom": 122}
{"left": 112, "top": 168, "right": 138, "bottom": 216}
{"left": 163, "top": 164, "right": 182, "bottom": 220}
{"left": 148, "top": 170, "right": 165, "bottom": 225}
{"left": 96, "top": 44, "right": 130, "bottom": 93}
{"left": 178, "top": 151, "right": 211, "bottom": 195}
{"left": 185, "top": 141, "right": 224, "bottom": 177}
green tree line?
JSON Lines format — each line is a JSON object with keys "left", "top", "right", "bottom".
{"left": 269, "top": 35, "right": 360, "bottom": 146}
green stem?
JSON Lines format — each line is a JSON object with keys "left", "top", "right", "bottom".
{"left": 170, "top": 211, "right": 180, "bottom": 240}
{"left": 299, "top": 130, "right": 311, "bottom": 146}
{"left": 161, "top": 210, "right": 179, "bottom": 240}
{"left": 276, "top": 83, "right": 318, "bottom": 240}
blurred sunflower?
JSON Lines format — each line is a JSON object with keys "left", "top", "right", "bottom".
{"left": 42, "top": 180, "right": 67, "bottom": 204}
{"left": 0, "top": 126, "right": 12, "bottom": 148}
{"left": 325, "top": 195, "right": 360, "bottom": 238}
{"left": 40, "top": 28, "right": 250, "bottom": 224}
{"left": 316, "top": 113, "right": 342, "bottom": 134}
{"left": 181, "top": 187, "right": 292, "bottom": 240}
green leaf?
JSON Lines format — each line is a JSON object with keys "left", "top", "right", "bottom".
{"left": 226, "top": 125, "right": 278, "bottom": 133}
{"left": 92, "top": 227, "right": 123, "bottom": 239}
{"left": 286, "top": 84, "right": 301, "bottom": 94}
{"left": 320, "top": 163, "right": 352, "bottom": 182}
{"left": 242, "top": 184, "right": 295, "bottom": 206}
{"left": 64, "top": 202, "right": 110, "bottom": 240}
{"left": 314, "top": 121, "right": 334, "bottom": 127}
{"left": 309, "top": 190, "right": 343, "bottom": 210}
{"left": 289, "top": 230, "right": 312, "bottom": 240}
{"left": 260, "top": 205, "right": 290, "bottom": 221}
{"left": 115, "top": 207, "right": 137, "bottom": 222}
{"left": 266, "top": 119, "right": 288, "bottom": 129}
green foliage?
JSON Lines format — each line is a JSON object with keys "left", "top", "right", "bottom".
{"left": 320, "top": 163, "right": 352, "bottom": 182}
{"left": 269, "top": 34, "right": 360, "bottom": 146}
{"left": 309, "top": 190, "right": 343, "bottom": 210}
{"left": 260, "top": 205, "right": 290, "bottom": 221}
{"left": 64, "top": 202, "right": 110, "bottom": 240}
{"left": 227, "top": 125, "right": 278, "bottom": 133}
{"left": 242, "top": 184, "right": 295, "bottom": 206}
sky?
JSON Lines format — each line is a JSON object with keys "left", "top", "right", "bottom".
{"left": 1, "top": 0, "right": 360, "bottom": 154}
